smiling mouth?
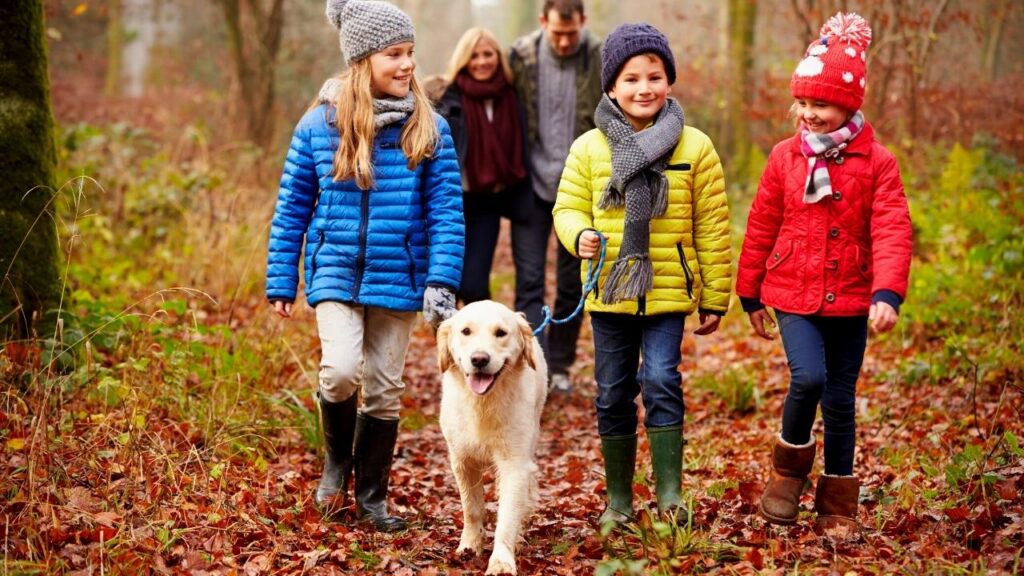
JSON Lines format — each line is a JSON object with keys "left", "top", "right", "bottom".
{"left": 466, "top": 364, "right": 505, "bottom": 395}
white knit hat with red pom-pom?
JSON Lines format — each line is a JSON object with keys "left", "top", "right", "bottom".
{"left": 791, "top": 12, "right": 872, "bottom": 111}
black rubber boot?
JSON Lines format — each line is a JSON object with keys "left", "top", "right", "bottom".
{"left": 315, "top": 393, "right": 357, "bottom": 512}
{"left": 353, "top": 414, "right": 407, "bottom": 532}
{"left": 599, "top": 434, "right": 637, "bottom": 526}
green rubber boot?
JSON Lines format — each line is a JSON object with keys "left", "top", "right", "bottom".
{"left": 599, "top": 434, "right": 637, "bottom": 526}
{"left": 648, "top": 426, "right": 688, "bottom": 522}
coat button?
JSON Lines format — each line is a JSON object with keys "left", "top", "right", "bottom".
{"left": 773, "top": 252, "right": 780, "bottom": 261}
{"left": 835, "top": 156, "right": 845, "bottom": 165}
{"left": 832, "top": 191, "right": 842, "bottom": 201}
{"left": 830, "top": 227, "right": 840, "bottom": 238}
{"left": 826, "top": 260, "right": 838, "bottom": 270}
{"left": 825, "top": 292, "right": 836, "bottom": 303}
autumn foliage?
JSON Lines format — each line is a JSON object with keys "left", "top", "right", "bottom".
{"left": 3, "top": 1, "right": 1023, "bottom": 574}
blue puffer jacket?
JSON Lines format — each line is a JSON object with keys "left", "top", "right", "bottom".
{"left": 265, "top": 104, "right": 464, "bottom": 311}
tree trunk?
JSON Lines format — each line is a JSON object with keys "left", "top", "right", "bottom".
{"left": 981, "top": 0, "right": 1010, "bottom": 81}
{"left": 906, "top": 0, "right": 951, "bottom": 140}
{"left": 726, "top": 0, "right": 757, "bottom": 178}
{"left": 106, "top": 0, "right": 123, "bottom": 96}
{"left": 218, "top": 0, "right": 284, "bottom": 148}
{"left": 0, "top": 0, "right": 61, "bottom": 338}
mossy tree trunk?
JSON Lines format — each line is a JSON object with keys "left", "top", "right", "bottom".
{"left": 0, "top": 0, "right": 61, "bottom": 339}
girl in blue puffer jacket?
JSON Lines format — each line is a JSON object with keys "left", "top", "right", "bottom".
{"left": 265, "top": 0, "right": 464, "bottom": 532}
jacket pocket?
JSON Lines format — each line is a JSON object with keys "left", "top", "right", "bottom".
{"left": 676, "top": 242, "right": 694, "bottom": 300}
{"left": 766, "top": 240, "right": 793, "bottom": 271}
{"left": 855, "top": 245, "right": 873, "bottom": 281}
{"left": 310, "top": 230, "right": 326, "bottom": 279}
{"left": 666, "top": 163, "right": 692, "bottom": 171}
{"left": 404, "top": 234, "right": 417, "bottom": 291}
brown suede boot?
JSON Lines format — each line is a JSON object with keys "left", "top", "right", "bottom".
{"left": 758, "top": 436, "right": 815, "bottom": 525}
{"left": 815, "top": 475, "right": 860, "bottom": 533}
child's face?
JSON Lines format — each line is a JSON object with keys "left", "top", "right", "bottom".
{"left": 467, "top": 38, "right": 500, "bottom": 82}
{"left": 608, "top": 54, "right": 672, "bottom": 131}
{"left": 794, "top": 98, "right": 851, "bottom": 134}
{"left": 369, "top": 42, "right": 416, "bottom": 99}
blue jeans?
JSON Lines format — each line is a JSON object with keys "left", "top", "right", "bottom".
{"left": 590, "top": 312, "right": 686, "bottom": 437}
{"left": 776, "top": 311, "right": 868, "bottom": 476}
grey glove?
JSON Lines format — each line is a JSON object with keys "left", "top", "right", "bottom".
{"left": 423, "top": 285, "right": 456, "bottom": 329}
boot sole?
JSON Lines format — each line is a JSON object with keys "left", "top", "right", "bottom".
{"left": 759, "top": 500, "right": 798, "bottom": 525}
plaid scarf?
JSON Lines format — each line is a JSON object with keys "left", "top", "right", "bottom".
{"left": 594, "top": 94, "right": 684, "bottom": 304}
{"left": 800, "top": 110, "right": 865, "bottom": 203}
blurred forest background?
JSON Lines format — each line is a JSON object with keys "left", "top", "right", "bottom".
{"left": 2, "top": 0, "right": 1022, "bottom": 574}
{"left": 47, "top": 0, "right": 1024, "bottom": 161}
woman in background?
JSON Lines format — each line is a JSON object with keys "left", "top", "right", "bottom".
{"left": 436, "top": 27, "right": 529, "bottom": 304}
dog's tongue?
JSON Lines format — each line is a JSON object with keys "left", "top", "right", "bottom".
{"left": 468, "top": 373, "right": 496, "bottom": 395}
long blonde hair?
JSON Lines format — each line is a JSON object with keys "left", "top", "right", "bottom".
{"left": 444, "top": 27, "right": 513, "bottom": 84}
{"left": 330, "top": 59, "right": 438, "bottom": 190}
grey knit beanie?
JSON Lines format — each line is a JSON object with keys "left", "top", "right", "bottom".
{"left": 325, "top": 0, "right": 416, "bottom": 64}
{"left": 601, "top": 23, "right": 677, "bottom": 93}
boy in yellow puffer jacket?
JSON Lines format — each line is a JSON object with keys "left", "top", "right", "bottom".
{"left": 553, "top": 22, "right": 732, "bottom": 527}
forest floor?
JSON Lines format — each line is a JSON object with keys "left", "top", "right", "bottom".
{"left": 3, "top": 226, "right": 1022, "bottom": 576}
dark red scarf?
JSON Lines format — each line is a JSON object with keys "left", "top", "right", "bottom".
{"left": 455, "top": 70, "right": 526, "bottom": 192}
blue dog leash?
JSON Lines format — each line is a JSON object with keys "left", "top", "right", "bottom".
{"left": 533, "top": 233, "right": 608, "bottom": 336}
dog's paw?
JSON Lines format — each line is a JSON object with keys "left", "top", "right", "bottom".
{"left": 456, "top": 535, "right": 483, "bottom": 557}
{"left": 485, "top": 546, "right": 517, "bottom": 575}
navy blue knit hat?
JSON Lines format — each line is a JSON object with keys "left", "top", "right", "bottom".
{"left": 601, "top": 23, "right": 677, "bottom": 93}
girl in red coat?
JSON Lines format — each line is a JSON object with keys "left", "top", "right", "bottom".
{"left": 736, "top": 12, "right": 912, "bottom": 533}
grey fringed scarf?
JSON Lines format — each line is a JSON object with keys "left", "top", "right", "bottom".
{"left": 595, "top": 94, "right": 685, "bottom": 304}
{"left": 317, "top": 78, "right": 416, "bottom": 128}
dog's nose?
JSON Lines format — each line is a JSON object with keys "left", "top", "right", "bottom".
{"left": 470, "top": 352, "right": 490, "bottom": 368}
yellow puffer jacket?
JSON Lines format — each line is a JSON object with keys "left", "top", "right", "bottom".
{"left": 553, "top": 126, "right": 732, "bottom": 315}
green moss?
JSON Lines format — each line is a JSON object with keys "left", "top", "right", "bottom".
{"left": 0, "top": 1, "right": 61, "bottom": 338}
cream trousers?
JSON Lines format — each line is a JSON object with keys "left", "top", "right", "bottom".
{"left": 315, "top": 301, "right": 416, "bottom": 420}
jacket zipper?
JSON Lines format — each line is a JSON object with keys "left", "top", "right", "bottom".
{"left": 353, "top": 188, "right": 370, "bottom": 298}
{"left": 311, "top": 230, "right": 325, "bottom": 279}
{"left": 404, "top": 234, "right": 416, "bottom": 291}
{"left": 677, "top": 243, "right": 694, "bottom": 300}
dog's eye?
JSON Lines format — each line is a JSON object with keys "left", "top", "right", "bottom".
{"left": 494, "top": 328, "right": 507, "bottom": 338}
{"left": 461, "top": 327, "right": 472, "bottom": 335}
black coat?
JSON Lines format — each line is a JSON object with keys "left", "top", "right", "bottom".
{"left": 434, "top": 82, "right": 535, "bottom": 221}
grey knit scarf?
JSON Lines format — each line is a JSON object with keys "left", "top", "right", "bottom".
{"left": 594, "top": 94, "right": 684, "bottom": 304}
{"left": 317, "top": 77, "right": 416, "bottom": 128}
{"left": 372, "top": 92, "right": 416, "bottom": 128}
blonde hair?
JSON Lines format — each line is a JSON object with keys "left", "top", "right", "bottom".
{"left": 444, "top": 27, "right": 513, "bottom": 84}
{"left": 329, "top": 59, "right": 438, "bottom": 190}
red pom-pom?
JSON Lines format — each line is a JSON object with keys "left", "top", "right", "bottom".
{"left": 820, "top": 12, "right": 872, "bottom": 47}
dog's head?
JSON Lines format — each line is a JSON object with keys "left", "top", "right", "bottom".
{"left": 437, "top": 300, "right": 536, "bottom": 396}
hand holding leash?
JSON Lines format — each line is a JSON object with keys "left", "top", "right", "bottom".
{"left": 534, "top": 232, "right": 607, "bottom": 336}
{"left": 578, "top": 229, "right": 602, "bottom": 259}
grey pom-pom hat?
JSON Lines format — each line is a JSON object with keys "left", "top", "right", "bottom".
{"left": 325, "top": 0, "right": 416, "bottom": 64}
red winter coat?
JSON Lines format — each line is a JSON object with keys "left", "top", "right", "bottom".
{"left": 736, "top": 122, "right": 912, "bottom": 316}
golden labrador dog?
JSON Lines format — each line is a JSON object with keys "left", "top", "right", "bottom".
{"left": 437, "top": 300, "right": 548, "bottom": 576}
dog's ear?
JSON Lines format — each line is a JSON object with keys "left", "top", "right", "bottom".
{"left": 437, "top": 319, "right": 454, "bottom": 373}
{"left": 516, "top": 312, "right": 537, "bottom": 370}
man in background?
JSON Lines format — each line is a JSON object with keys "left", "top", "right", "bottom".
{"left": 509, "top": 0, "right": 603, "bottom": 395}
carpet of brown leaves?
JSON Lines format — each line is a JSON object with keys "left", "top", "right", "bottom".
{"left": 2, "top": 234, "right": 1021, "bottom": 575}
